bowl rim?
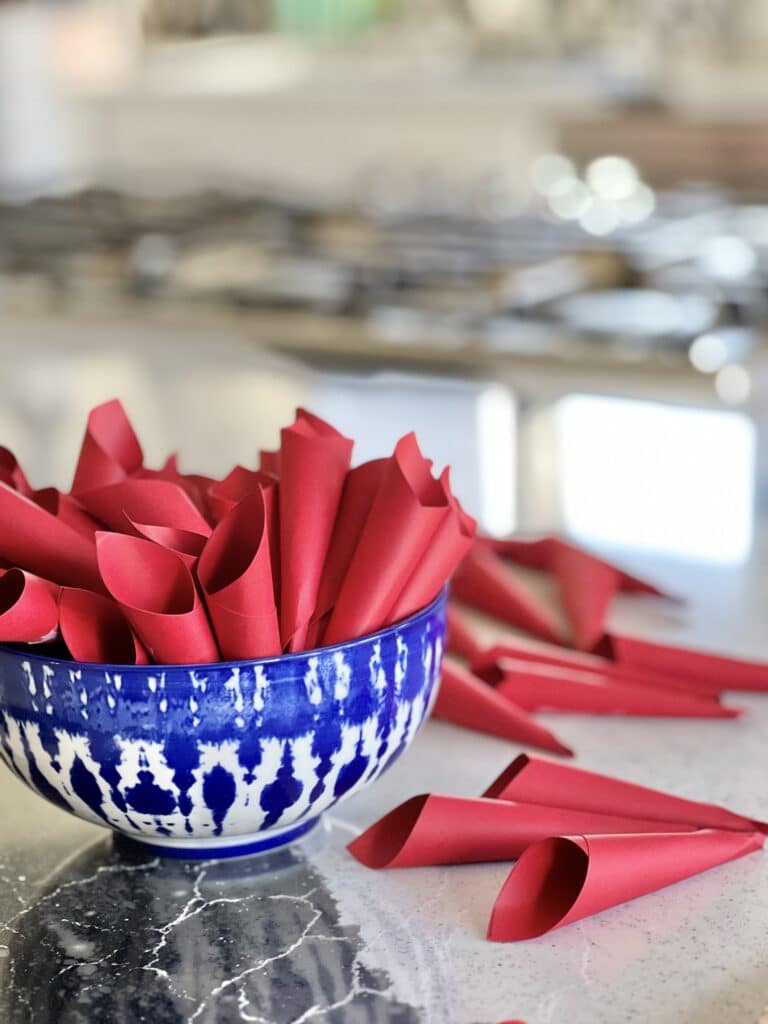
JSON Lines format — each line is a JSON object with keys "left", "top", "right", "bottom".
{"left": 0, "top": 586, "right": 448, "bottom": 674}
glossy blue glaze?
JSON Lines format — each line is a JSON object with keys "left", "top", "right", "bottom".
{"left": 0, "top": 590, "right": 446, "bottom": 858}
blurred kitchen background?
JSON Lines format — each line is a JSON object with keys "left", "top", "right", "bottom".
{"left": 2, "top": 0, "right": 768, "bottom": 593}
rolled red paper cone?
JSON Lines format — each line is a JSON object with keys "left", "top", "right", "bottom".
{"left": 483, "top": 536, "right": 671, "bottom": 650}
{"left": 446, "top": 604, "right": 485, "bottom": 662}
{"left": 59, "top": 587, "right": 149, "bottom": 665}
{"left": 487, "top": 829, "right": 764, "bottom": 942}
{"left": 96, "top": 532, "right": 219, "bottom": 664}
{"left": 259, "top": 448, "right": 281, "bottom": 477}
{"left": 483, "top": 754, "right": 767, "bottom": 833}
{"left": 198, "top": 490, "right": 281, "bottom": 660}
{"left": 389, "top": 468, "right": 476, "bottom": 624}
{"left": 313, "top": 458, "right": 387, "bottom": 638}
{"left": 0, "top": 483, "right": 101, "bottom": 590}
{"left": 452, "top": 545, "right": 562, "bottom": 645}
{"left": 207, "top": 466, "right": 273, "bottom": 523}
{"left": 33, "top": 488, "right": 101, "bottom": 539}
{"left": 79, "top": 478, "right": 211, "bottom": 539}
{"left": 128, "top": 520, "right": 207, "bottom": 567}
{"left": 139, "top": 454, "right": 215, "bottom": 517}
{"left": 0, "top": 446, "right": 32, "bottom": 496}
{"left": 493, "top": 659, "right": 738, "bottom": 719}
{"left": 606, "top": 632, "right": 768, "bottom": 693}
{"left": 278, "top": 409, "right": 353, "bottom": 651}
{"left": 473, "top": 640, "right": 726, "bottom": 698}
{"left": 346, "top": 793, "right": 696, "bottom": 869}
{"left": 0, "top": 569, "right": 59, "bottom": 643}
{"left": 324, "top": 434, "right": 448, "bottom": 646}
{"left": 71, "top": 398, "right": 143, "bottom": 495}
{"left": 483, "top": 535, "right": 667, "bottom": 598}
{"left": 434, "top": 658, "right": 573, "bottom": 757}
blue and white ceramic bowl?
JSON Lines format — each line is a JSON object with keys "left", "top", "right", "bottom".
{"left": 0, "top": 590, "right": 446, "bottom": 859}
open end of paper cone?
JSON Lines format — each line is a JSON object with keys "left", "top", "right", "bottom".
{"left": 347, "top": 795, "right": 428, "bottom": 868}
{"left": 483, "top": 754, "right": 532, "bottom": 799}
{"left": 487, "top": 836, "right": 587, "bottom": 942}
{"left": 0, "top": 568, "right": 25, "bottom": 613}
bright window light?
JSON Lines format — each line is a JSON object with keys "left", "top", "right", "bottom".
{"left": 556, "top": 395, "right": 755, "bottom": 564}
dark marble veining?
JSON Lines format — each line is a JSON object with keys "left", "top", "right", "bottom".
{"left": 0, "top": 829, "right": 423, "bottom": 1024}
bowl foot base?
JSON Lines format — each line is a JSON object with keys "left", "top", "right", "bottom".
{"left": 116, "top": 816, "right": 320, "bottom": 860}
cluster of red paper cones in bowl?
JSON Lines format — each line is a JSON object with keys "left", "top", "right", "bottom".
{"left": 348, "top": 754, "right": 766, "bottom": 942}
{"left": 0, "top": 400, "right": 476, "bottom": 664}
{"left": 435, "top": 535, "right": 768, "bottom": 757}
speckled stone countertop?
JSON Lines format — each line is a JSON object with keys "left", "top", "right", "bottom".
{"left": 2, "top": 547, "right": 768, "bottom": 1024}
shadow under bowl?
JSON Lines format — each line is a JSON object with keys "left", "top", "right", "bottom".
{"left": 0, "top": 590, "right": 446, "bottom": 858}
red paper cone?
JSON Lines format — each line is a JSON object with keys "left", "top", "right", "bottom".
{"left": 389, "top": 468, "right": 476, "bottom": 623}
{"left": 434, "top": 659, "right": 573, "bottom": 757}
{"left": 96, "top": 532, "right": 219, "bottom": 664}
{"left": 129, "top": 520, "right": 208, "bottom": 566}
{"left": 0, "top": 569, "right": 59, "bottom": 643}
{"left": 473, "top": 640, "right": 726, "bottom": 698}
{"left": 483, "top": 754, "right": 767, "bottom": 833}
{"left": 59, "top": 587, "right": 149, "bottom": 665}
{"left": 607, "top": 632, "right": 768, "bottom": 694}
{"left": 452, "top": 545, "right": 562, "bottom": 645}
{"left": 138, "top": 455, "right": 215, "bottom": 517}
{"left": 324, "top": 434, "right": 449, "bottom": 645}
{"left": 0, "top": 483, "right": 101, "bottom": 590}
{"left": 33, "top": 488, "right": 100, "bottom": 539}
{"left": 79, "top": 478, "right": 211, "bottom": 539}
{"left": 259, "top": 448, "right": 281, "bottom": 477}
{"left": 0, "top": 446, "right": 33, "bottom": 496}
{"left": 313, "top": 459, "right": 387, "bottom": 633}
{"left": 198, "top": 490, "right": 281, "bottom": 660}
{"left": 278, "top": 409, "right": 353, "bottom": 651}
{"left": 484, "top": 536, "right": 670, "bottom": 650}
{"left": 493, "top": 659, "right": 738, "bottom": 719}
{"left": 71, "top": 399, "right": 143, "bottom": 495}
{"left": 347, "top": 793, "right": 695, "bottom": 869}
{"left": 446, "top": 604, "right": 485, "bottom": 662}
{"left": 488, "top": 829, "right": 764, "bottom": 942}
{"left": 207, "top": 466, "right": 273, "bottom": 523}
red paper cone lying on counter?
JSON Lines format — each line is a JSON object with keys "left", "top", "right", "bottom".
{"left": 197, "top": 490, "right": 281, "bottom": 660}
{"left": 0, "top": 569, "right": 59, "bottom": 643}
{"left": 452, "top": 545, "right": 561, "bottom": 645}
{"left": 79, "top": 478, "right": 211, "bottom": 540}
{"left": 446, "top": 604, "right": 485, "bottom": 662}
{"left": 0, "top": 446, "right": 32, "bottom": 496}
{"left": 389, "top": 469, "right": 476, "bottom": 623}
{"left": 347, "top": 793, "right": 695, "bottom": 869}
{"left": 483, "top": 754, "right": 767, "bottom": 833}
{"left": 279, "top": 409, "right": 353, "bottom": 651}
{"left": 605, "top": 632, "right": 768, "bottom": 694}
{"left": 473, "top": 640, "right": 725, "bottom": 698}
{"left": 59, "top": 587, "right": 149, "bottom": 665}
{"left": 491, "top": 659, "right": 737, "bottom": 719}
{"left": 0, "top": 483, "right": 101, "bottom": 590}
{"left": 33, "top": 488, "right": 100, "bottom": 540}
{"left": 434, "top": 659, "right": 573, "bottom": 757}
{"left": 324, "top": 434, "right": 449, "bottom": 646}
{"left": 487, "top": 829, "right": 764, "bottom": 942}
{"left": 71, "top": 398, "right": 143, "bottom": 495}
{"left": 484, "top": 536, "right": 670, "bottom": 651}
{"left": 96, "top": 532, "right": 219, "bottom": 664}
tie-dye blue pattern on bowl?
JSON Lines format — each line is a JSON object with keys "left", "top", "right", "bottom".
{"left": 0, "top": 589, "right": 446, "bottom": 859}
